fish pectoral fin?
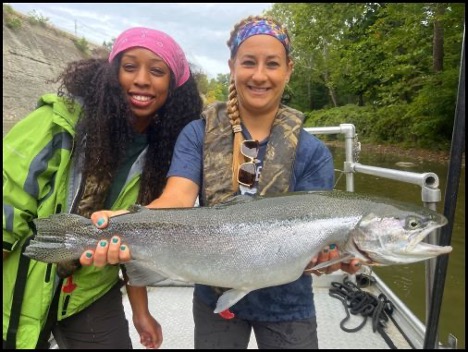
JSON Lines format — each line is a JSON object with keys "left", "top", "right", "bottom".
{"left": 309, "top": 254, "right": 354, "bottom": 271}
{"left": 124, "top": 261, "right": 169, "bottom": 286}
{"left": 214, "top": 289, "right": 250, "bottom": 314}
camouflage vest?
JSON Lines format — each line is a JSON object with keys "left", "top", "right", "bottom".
{"left": 201, "top": 101, "right": 305, "bottom": 206}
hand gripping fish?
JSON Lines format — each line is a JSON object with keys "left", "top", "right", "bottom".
{"left": 24, "top": 190, "right": 451, "bottom": 314}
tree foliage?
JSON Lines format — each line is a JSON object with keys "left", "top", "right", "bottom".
{"left": 201, "top": 3, "right": 463, "bottom": 150}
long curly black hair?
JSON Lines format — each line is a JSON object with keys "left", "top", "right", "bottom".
{"left": 55, "top": 55, "right": 203, "bottom": 205}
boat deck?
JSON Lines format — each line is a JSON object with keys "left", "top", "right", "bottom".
{"left": 122, "top": 271, "right": 413, "bottom": 349}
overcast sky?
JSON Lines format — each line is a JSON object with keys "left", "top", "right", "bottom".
{"left": 8, "top": 3, "right": 273, "bottom": 78}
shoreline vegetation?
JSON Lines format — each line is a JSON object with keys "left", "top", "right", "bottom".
{"left": 3, "top": 120, "right": 462, "bottom": 167}
{"left": 324, "top": 140, "right": 465, "bottom": 167}
{"left": 3, "top": 4, "right": 463, "bottom": 169}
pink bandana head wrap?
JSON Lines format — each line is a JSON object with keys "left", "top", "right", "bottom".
{"left": 109, "top": 27, "right": 190, "bottom": 87}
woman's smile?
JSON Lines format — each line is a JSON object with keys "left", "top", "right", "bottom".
{"left": 128, "top": 93, "right": 155, "bottom": 108}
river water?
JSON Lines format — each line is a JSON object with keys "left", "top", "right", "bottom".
{"left": 329, "top": 145, "right": 465, "bottom": 349}
{"left": 3, "top": 121, "right": 465, "bottom": 347}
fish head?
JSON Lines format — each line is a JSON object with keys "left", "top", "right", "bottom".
{"left": 350, "top": 206, "right": 451, "bottom": 265}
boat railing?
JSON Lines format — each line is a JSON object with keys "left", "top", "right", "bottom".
{"left": 304, "top": 123, "right": 449, "bottom": 349}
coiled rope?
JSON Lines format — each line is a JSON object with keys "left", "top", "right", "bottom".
{"left": 329, "top": 275, "right": 397, "bottom": 349}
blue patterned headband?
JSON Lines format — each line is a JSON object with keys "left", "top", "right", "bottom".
{"left": 229, "top": 19, "right": 290, "bottom": 57}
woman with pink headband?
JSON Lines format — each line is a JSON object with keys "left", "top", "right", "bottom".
{"left": 3, "top": 26, "right": 202, "bottom": 349}
{"left": 82, "top": 15, "right": 360, "bottom": 349}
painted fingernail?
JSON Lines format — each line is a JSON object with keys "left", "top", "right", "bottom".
{"left": 100, "top": 240, "right": 107, "bottom": 247}
{"left": 120, "top": 245, "right": 126, "bottom": 251}
{"left": 322, "top": 248, "right": 329, "bottom": 253}
{"left": 112, "top": 237, "right": 119, "bottom": 244}
{"left": 85, "top": 251, "right": 93, "bottom": 258}
{"left": 329, "top": 244, "right": 336, "bottom": 250}
{"left": 97, "top": 218, "right": 105, "bottom": 227}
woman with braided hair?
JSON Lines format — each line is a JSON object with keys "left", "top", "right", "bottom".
{"left": 3, "top": 27, "right": 203, "bottom": 349}
{"left": 81, "top": 16, "right": 361, "bottom": 348}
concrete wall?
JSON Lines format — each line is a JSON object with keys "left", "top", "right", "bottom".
{"left": 2, "top": 9, "right": 105, "bottom": 123}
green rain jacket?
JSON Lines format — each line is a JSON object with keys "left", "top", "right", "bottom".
{"left": 3, "top": 94, "right": 145, "bottom": 349}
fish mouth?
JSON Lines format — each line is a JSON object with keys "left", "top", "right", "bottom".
{"left": 407, "top": 219, "right": 452, "bottom": 255}
{"left": 351, "top": 238, "right": 376, "bottom": 264}
{"left": 409, "top": 241, "right": 453, "bottom": 255}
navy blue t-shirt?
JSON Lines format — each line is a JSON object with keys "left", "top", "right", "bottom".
{"left": 167, "top": 119, "right": 334, "bottom": 322}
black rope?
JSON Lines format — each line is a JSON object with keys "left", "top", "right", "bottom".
{"left": 329, "top": 275, "right": 397, "bottom": 349}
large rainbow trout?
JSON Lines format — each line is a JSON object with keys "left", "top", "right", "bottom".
{"left": 24, "top": 190, "right": 451, "bottom": 313}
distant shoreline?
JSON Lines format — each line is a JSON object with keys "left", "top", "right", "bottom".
{"left": 324, "top": 140, "right": 465, "bottom": 167}
{"left": 3, "top": 121, "right": 463, "bottom": 167}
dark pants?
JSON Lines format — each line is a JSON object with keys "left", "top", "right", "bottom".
{"left": 52, "top": 282, "right": 133, "bottom": 349}
{"left": 193, "top": 296, "right": 318, "bottom": 349}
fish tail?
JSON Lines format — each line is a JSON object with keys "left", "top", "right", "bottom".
{"left": 32, "top": 213, "right": 89, "bottom": 237}
{"left": 23, "top": 213, "right": 95, "bottom": 263}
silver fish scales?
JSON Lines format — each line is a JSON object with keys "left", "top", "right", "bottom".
{"left": 24, "top": 190, "right": 451, "bottom": 313}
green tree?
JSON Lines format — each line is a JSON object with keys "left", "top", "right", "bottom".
{"left": 266, "top": 3, "right": 463, "bottom": 149}
{"left": 205, "top": 74, "right": 229, "bottom": 104}
{"left": 102, "top": 37, "right": 115, "bottom": 52}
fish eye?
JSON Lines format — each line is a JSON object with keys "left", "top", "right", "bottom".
{"left": 405, "top": 216, "right": 421, "bottom": 230}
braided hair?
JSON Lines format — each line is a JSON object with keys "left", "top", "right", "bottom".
{"left": 225, "top": 15, "right": 291, "bottom": 192}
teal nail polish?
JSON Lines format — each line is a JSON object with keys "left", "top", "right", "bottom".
{"left": 112, "top": 237, "right": 119, "bottom": 244}
{"left": 85, "top": 252, "right": 92, "bottom": 258}
{"left": 120, "top": 245, "right": 126, "bottom": 251}
{"left": 329, "top": 244, "right": 336, "bottom": 250}
{"left": 100, "top": 240, "right": 107, "bottom": 247}
{"left": 97, "top": 218, "right": 105, "bottom": 226}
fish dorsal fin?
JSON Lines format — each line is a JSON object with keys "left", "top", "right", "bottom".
{"left": 308, "top": 254, "right": 355, "bottom": 271}
{"left": 127, "top": 204, "right": 146, "bottom": 213}
{"left": 212, "top": 194, "right": 256, "bottom": 208}
{"left": 214, "top": 288, "right": 250, "bottom": 313}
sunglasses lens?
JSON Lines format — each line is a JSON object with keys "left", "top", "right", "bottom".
{"left": 238, "top": 163, "right": 256, "bottom": 186}
{"left": 241, "top": 140, "right": 259, "bottom": 159}
{"left": 238, "top": 140, "right": 259, "bottom": 188}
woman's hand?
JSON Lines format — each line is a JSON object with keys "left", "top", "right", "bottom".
{"left": 133, "top": 312, "right": 163, "bottom": 349}
{"left": 80, "top": 210, "right": 131, "bottom": 267}
{"left": 304, "top": 244, "right": 361, "bottom": 276}
{"left": 80, "top": 177, "right": 200, "bottom": 267}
